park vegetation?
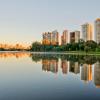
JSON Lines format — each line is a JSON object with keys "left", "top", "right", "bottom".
{"left": 30, "top": 39, "right": 100, "bottom": 53}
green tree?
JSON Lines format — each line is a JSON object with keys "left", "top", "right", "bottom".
{"left": 78, "top": 39, "right": 85, "bottom": 51}
{"left": 31, "top": 41, "right": 42, "bottom": 51}
{"left": 85, "top": 40, "right": 97, "bottom": 51}
{"left": 84, "top": 46, "right": 90, "bottom": 54}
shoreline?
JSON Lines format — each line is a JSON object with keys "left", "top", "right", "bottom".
{"left": 0, "top": 51, "right": 100, "bottom": 55}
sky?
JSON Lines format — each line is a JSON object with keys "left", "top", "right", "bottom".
{"left": 0, "top": 0, "right": 100, "bottom": 45}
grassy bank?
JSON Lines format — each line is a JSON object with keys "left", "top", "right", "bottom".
{"left": 63, "top": 51, "right": 100, "bottom": 55}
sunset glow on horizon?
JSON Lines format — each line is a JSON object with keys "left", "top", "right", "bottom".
{"left": 0, "top": 0, "right": 100, "bottom": 44}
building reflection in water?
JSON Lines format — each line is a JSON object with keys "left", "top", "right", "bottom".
{"left": 30, "top": 54, "right": 100, "bottom": 88}
{"left": 61, "top": 60, "right": 68, "bottom": 74}
{"left": 81, "top": 64, "right": 92, "bottom": 83}
{"left": 42, "top": 59, "right": 58, "bottom": 73}
{"left": 94, "top": 62, "right": 100, "bottom": 88}
{"left": 69, "top": 61, "right": 80, "bottom": 74}
{"left": 1, "top": 53, "right": 100, "bottom": 88}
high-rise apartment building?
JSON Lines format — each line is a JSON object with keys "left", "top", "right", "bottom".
{"left": 61, "top": 30, "right": 68, "bottom": 45}
{"left": 82, "top": 23, "right": 93, "bottom": 41}
{"left": 42, "top": 30, "right": 59, "bottom": 45}
{"left": 52, "top": 30, "right": 59, "bottom": 45}
{"left": 70, "top": 31, "right": 80, "bottom": 43}
{"left": 95, "top": 18, "right": 100, "bottom": 43}
{"left": 42, "top": 32, "right": 52, "bottom": 45}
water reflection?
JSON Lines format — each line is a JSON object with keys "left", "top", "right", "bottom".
{"left": 0, "top": 52, "right": 31, "bottom": 58}
{"left": 0, "top": 52, "right": 100, "bottom": 88}
{"left": 30, "top": 54, "right": 100, "bottom": 88}
{"left": 81, "top": 64, "right": 92, "bottom": 82}
{"left": 94, "top": 62, "right": 100, "bottom": 88}
{"left": 42, "top": 59, "right": 58, "bottom": 73}
{"left": 61, "top": 60, "right": 68, "bottom": 74}
{"left": 69, "top": 61, "right": 80, "bottom": 74}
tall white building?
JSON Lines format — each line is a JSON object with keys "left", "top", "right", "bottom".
{"left": 95, "top": 18, "right": 100, "bottom": 43}
{"left": 52, "top": 30, "right": 59, "bottom": 45}
{"left": 61, "top": 30, "right": 68, "bottom": 45}
{"left": 82, "top": 23, "right": 93, "bottom": 42}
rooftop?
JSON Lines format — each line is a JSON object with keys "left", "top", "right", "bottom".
{"left": 96, "top": 18, "right": 100, "bottom": 21}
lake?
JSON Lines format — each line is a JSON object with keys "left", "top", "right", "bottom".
{"left": 0, "top": 52, "right": 100, "bottom": 100}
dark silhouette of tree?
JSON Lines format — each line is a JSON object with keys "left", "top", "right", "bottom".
{"left": 85, "top": 40, "right": 97, "bottom": 51}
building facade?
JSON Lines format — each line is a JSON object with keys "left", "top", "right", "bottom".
{"left": 61, "top": 30, "right": 68, "bottom": 45}
{"left": 95, "top": 18, "right": 100, "bottom": 44}
{"left": 42, "top": 32, "right": 52, "bottom": 45}
{"left": 52, "top": 30, "right": 59, "bottom": 45}
{"left": 42, "top": 30, "right": 59, "bottom": 45}
{"left": 82, "top": 23, "right": 93, "bottom": 41}
{"left": 70, "top": 31, "right": 80, "bottom": 43}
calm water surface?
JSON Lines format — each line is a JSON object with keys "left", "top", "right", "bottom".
{"left": 0, "top": 52, "right": 100, "bottom": 100}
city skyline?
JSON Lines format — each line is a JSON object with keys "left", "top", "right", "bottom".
{"left": 0, "top": 17, "right": 99, "bottom": 47}
{"left": 0, "top": 0, "right": 100, "bottom": 44}
{"left": 42, "top": 18, "right": 100, "bottom": 45}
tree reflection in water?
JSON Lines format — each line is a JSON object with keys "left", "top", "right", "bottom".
{"left": 0, "top": 52, "right": 100, "bottom": 88}
{"left": 31, "top": 53, "right": 100, "bottom": 88}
